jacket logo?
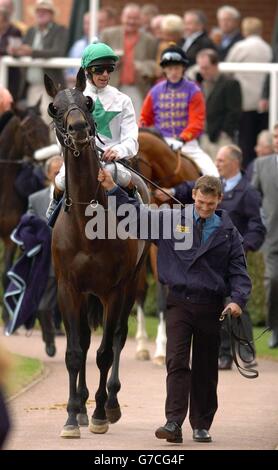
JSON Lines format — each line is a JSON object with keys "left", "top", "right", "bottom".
{"left": 175, "top": 224, "right": 190, "bottom": 233}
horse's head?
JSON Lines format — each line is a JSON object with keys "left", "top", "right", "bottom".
{"left": 44, "top": 69, "right": 96, "bottom": 155}
{"left": 14, "top": 98, "right": 50, "bottom": 157}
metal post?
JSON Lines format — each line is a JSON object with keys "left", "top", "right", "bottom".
{"left": 0, "top": 59, "right": 8, "bottom": 89}
{"left": 89, "top": 0, "right": 99, "bottom": 42}
{"left": 269, "top": 70, "right": 278, "bottom": 131}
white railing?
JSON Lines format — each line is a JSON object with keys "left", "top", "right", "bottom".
{"left": 1, "top": 56, "right": 278, "bottom": 129}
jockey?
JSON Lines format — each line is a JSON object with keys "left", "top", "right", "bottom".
{"left": 51, "top": 42, "right": 138, "bottom": 207}
{"left": 139, "top": 44, "right": 219, "bottom": 176}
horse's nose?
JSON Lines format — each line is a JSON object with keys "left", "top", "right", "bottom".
{"left": 68, "top": 121, "right": 89, "bottom": 133}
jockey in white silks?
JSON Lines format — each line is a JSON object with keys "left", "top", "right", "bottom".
{"left": 48, "top": 42, "right": 137, "bottom": 215}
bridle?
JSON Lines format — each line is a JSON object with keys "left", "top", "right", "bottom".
{"left": 49, "top": 89, "right": 103, "bottom": 211}
{"left": 49, "top": 89, "right": 96, "bottom": 158}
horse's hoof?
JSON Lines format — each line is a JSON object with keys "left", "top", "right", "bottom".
{"left": 60, "top": 425, "right": 80, "bottom": 438}
{"left": 135, "top": 349, "right": 150, "bottom": 361}
{"left": 153, "top": 355, "right": 166, "bottom": 366}
{"left": 77, "top": 413, "right": 89, "bottom": 426}
{"left": 89, "top": 418, "right": 109, "bottom": 434}
{"left": 105, "top": 406, "right": 121, "bottom": 424}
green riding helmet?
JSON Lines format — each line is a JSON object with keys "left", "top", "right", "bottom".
{"left": 81, "top": 42, "right": 119, "bottom": 69}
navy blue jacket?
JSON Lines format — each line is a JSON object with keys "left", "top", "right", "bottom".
{"left": 4, "top": 214, "right": 51, "bottom": 335}
{"left": 110, "top": 187, "right": 251, "bottom": 309}
{"left": 174, "top": 174, "right": 265, "bottom": 252}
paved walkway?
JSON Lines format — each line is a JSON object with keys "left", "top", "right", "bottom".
{"left": 1, "top": 330, "right": 278, "bottom": 450}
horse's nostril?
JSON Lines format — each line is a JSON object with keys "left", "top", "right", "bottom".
{"left": 69, "top": 122, "right": 88, "bottom": 133}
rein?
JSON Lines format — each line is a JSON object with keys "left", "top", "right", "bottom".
{"left": 135, "top": 148, "right": 182, "bottom": 186}
{"left": 0, "top": 159, "right": 26, "bottom": 164}
{"left": 121, "top": 159, "right": 185, "bottom": 207}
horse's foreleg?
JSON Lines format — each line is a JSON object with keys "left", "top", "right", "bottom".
{"left": 77, "top": 306, "right": 91, "bottom": 427}
{"left": 106, "top": 287, "right": 136, "bottom": 424}
{"left": 153, "top": 312, "right": 167, "bottom": 366}
{"left": 59, "top": 283, "right": 83, "bottom": 439}
{"left": 135, "top": 303, "right": 150, "bottom": 360}
{"left": 153, "top": 282, "right": 168, "bottom": 366}
{"left": 90, "top": 292, "right": 120, "bottom": 434}
{"left": 135, "top": 262, "right": 150, "bottom": 360}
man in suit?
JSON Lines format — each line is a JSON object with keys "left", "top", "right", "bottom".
{"left": 197, "top": 48, "right": 242, "bottom": 161}
{"left": 28, "top": 154, "right": 63, "bottom": 356}
{"left": 252, "top": 123, "right": 278, "bottom": 348}
{"left": 9, "top": 0, "right": 68, "bottom": 123}
{"left": 100, "top": 3, "right": 158, "bottom": 118}
{"left": 179, "top": 9, "right": 216, "bottom": 67}
{"left": 216, "top": 5, "right": 242, "bottom": 60}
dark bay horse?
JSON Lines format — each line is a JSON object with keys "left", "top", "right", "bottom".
{"left": 44, "top": 69, "right": 149, "bottom": 438}
{"left": 0, "top": 102, "right": 50, "bottom": 323}
{"left": 133, "top": 130, "right": 200, "bottom": 364}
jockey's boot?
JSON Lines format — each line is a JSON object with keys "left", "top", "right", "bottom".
{"left": 46, "top": 189, "right": 63, "bottom": 222}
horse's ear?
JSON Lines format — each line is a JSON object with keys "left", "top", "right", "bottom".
{"left": 44, "top": 74, "right": 58, "bottom": 98}
{"left": 75, "top": 68, "right": 86, "bottom": 92}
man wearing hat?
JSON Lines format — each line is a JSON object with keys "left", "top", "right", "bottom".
{"left": 139, "top": 44, "right": 218, "bottom": 176}
{"left": 9, "top": 0, "right": 68, "bottom": 124}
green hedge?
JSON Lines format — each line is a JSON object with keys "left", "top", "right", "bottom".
{"left": 247, "top": 251, "right": 266, "bottom": 326}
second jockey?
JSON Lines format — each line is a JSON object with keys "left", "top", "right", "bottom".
{"left": 139, "top": 44, "right": 218, "bottom": 177}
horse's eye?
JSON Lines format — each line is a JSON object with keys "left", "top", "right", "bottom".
{"left": 48, "top": 103, "right": 57, "bottom": 118}
{"left": 86, "top": 96, "right": 94, "bottom": 112}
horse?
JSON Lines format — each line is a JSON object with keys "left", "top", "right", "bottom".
{"left": 133, "top": 129, "right": 200, "bottom": 364}
{"left": 0, "top": 101, "right": 50, "bottom": 325}
{"left": 44, "top": 69, "right": 150, "bottom": 438}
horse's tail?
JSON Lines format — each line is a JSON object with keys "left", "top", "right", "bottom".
{"left": 87, "top": 294, "right": 103, "bottom": 330}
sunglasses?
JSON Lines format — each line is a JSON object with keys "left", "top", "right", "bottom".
{"left": 90, "top": 65, "right": 115, "bottom": 75}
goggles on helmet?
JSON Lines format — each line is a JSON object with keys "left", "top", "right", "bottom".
{"left": 89, "top": 64, "right": 116, "bottom": 75}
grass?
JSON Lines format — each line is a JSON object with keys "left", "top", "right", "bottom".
{"left": 5, "top": 354, "right": 43, "bottom": 398}
{"left": 253, "top": 327, "right": 278, "bottom": 361}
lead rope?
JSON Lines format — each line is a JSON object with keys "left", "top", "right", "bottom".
{"left": 219, "top": 308, "right": 269, "bottom": 379}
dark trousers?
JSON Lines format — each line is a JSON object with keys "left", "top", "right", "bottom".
{"left": 165, "top": 294, "right": 223, "bottom": 430}
{"left": 239, "top": 111, "right": 268, "bottom": 168}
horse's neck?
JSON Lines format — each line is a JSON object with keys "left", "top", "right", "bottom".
{"left": 66, "top": 146, "right": 107, "bottom": 207}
